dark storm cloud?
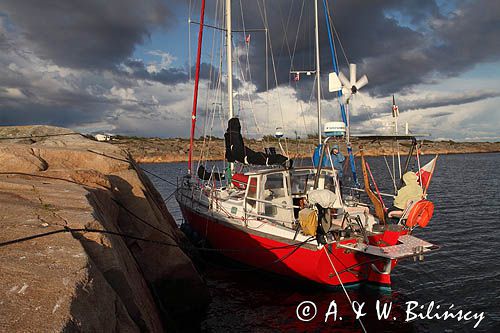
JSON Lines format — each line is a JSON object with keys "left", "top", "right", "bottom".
{"left": 122, "top": 58, "right": 189, "bottom": 84}
{"left": 0, "top": 48, "right": 127, "bottom": 129}
{"left": 364, "top": 0, "right": 500, "bottom": 95}
{"left": 399, "top": 90, "right": 500, "bottom": 110}
{"left": 191, "top": 0, "right": 500, "bottom": 97}
{"left": 428, "top": 111, "right": 453, "bottom": 118}
{"left": 345, "top": 89, "right": 500, "bottom": 124}
{"left": 0, "top": 0, "right": 173, "bottom": 69}
{"left": 0, "top": 31, "right": 9, "bottom": 50}
{"left": 0, "top": 72, "right": 170, "bottom": 129}
{"left": 195, "top": 0, "right": 432, "bottom": 94}
{"left": 0, "top": 0, "right": 185, "bottom": 131}
{"left": 3, "top": 0, "right": 498, "bottom": 96}
{"left": 121, "top": 59, "right": 230, "bottom": 87}
{"left": 0, "top": 90, "right": 113, "bottom": 127}
{"left": 1, "top": 0, "right": 499, "bottom": 138}
{"left": 346, "top": 111, "right": 378, "bottom": 125}
{"left": 330, "top": 0, "right": 500, "bottom": 95}
{"left": 428, "top": 0, "right": 500, "bottom": 74}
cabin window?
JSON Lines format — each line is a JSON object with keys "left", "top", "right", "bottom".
{"left": 290, "top": 174, "right": 308, "bottom": 195}
{"left": 290, "top": 172, "right": 316, "bottom": 195}
{"left": 264, "top": 173, "right": 286, "bottom": 198}
{"left": 245, "top": 176, "right": 258, "bottom": 207}
{"left": 262, "top": 173, "right": 287, "bottom": 216}
{"left": 291, "top": 173, "right": 318, "bottom": 195}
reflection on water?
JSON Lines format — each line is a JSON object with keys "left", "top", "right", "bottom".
{"left": 142, "top": 153, "right": 500, "bottom": 332}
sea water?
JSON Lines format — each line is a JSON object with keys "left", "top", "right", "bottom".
{"left": 142, "top": 153, "right": 500, "bottom": 332}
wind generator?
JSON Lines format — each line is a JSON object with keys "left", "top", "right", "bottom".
{"left": 339, "top": 63, "right": 369, "bottom": 101}
{"left": 337, "top": 63, "right": 368, "bottom": 143}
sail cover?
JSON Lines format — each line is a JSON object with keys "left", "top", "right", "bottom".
{"left": 224, "top": 118, "right": 290, "bottom": 166}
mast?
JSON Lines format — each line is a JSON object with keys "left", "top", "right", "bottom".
{"left": 225, "top": 0, "right": 234, "bottom": 174}
{"left": 314, "top": 0, "right": 322, "bottom": 144}
{"left": 226, "top": 0, "right": 233, "bottom": 119}
{"left": 188, "top": 0, "right": 207, "bottom": 175}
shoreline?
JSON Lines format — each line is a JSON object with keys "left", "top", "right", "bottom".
{"left": 109, "top": 137, "right": 500, "bottom": 164}
{"left": 134, "top": 149, "right": 500, "bottom": 164}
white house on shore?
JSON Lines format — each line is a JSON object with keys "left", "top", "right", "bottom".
{"left": 94, "top": 134, "right": 112, "bottom": 142}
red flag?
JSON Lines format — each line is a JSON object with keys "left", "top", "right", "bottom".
{"left": 416, "top": 155, "right": 438, "bottom": 190}
{"left": 293, "top": 73, "right": 300, "bottom": 81}
{"left": 392, "top": 105, "right": 399, "bottom": 117}
{"left": 245, "top": 34, "right": 251, "bottom": 44}
{"left": 392, "top": 94, "right": 399, "bottom": 117}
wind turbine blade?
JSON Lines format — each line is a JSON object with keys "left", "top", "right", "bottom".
{"left": 355, "top": 75, "right": 369, "bottom": 90}
{"left": 328, "top": 72, "right": 342, "bottom": 92}
{"left": 338, "top": 71, "right": 351, "bottom": 88}
{"left": 349, "top": 63, "right": 357, "bottom": 86}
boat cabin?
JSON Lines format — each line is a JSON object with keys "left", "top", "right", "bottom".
{"left": 237, "top": 167, "right": 343, "bottom": 228}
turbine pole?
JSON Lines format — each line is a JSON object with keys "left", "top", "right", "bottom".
{"left": 314, "top": 0, "right": 322, "bottom": 144}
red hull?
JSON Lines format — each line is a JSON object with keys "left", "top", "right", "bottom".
{"left": 179, "top": 203, "right": 399, "bottom": 286}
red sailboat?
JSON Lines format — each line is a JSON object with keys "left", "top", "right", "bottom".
{"left": 177, "top": 0, "right": 438, "bottom": 287}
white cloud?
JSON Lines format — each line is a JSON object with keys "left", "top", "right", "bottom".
{"left": 347, "top": 89, "right": 500, "bottom": 141}
{"left": 109, "top": 86, "right": 138, "bottom": 104}
{"left": 1, "top": 87, "right": 26, "bottom": 99}
{"left": 145, "top": 50, "right": 176, "bottom": 74}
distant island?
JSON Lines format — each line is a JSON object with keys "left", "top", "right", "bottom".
{"left": 109, "top": 135, "right": 500, "bottom": 163}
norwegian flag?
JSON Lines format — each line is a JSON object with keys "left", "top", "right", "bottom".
{"left": 392, "top": 94, "right": 399, "bottom": 117}
{"left": 293, "top": 73, "right": 300, "bottom": 81}
{"left": 416, "top": 155, "right": 438, "bottom": 191}
{"left": 245, "top": 34, "right": 251, "bottom": 44}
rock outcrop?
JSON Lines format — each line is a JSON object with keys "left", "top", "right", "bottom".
{"left": 0, "top": 126, "right": 208, "bottom": 332}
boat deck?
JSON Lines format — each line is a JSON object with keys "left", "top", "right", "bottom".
{"left": 338, "top": 234, "right": 436, "bottom": 259}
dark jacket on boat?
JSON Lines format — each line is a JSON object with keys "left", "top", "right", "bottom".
{"left": 224, "top": 118, "right": 289, "bottom": 166}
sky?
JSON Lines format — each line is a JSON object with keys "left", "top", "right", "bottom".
{"left": 0, "top": 0, "right": 499, "bottom": 141}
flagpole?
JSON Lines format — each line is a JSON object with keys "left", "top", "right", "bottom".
{"left": 393, "top": 95, "right": 402, "bottom": 180}
{"left": 188, "top": 0, "right": 206, "bottom": 175}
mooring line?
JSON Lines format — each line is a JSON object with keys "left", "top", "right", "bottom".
{"left": 323, "top": 246, "right": 368, "bottom": 333}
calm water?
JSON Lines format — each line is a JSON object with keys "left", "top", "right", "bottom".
{"left": 142, "top": 153, "right": 500, "bottom": 332}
